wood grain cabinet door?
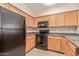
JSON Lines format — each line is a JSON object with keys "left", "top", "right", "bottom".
{"left": 61, "top": 37, "right": 68, "bottom": 53}
{"left": 26, "top": 36, "right": 36, "bottom": 53}
{"left": 64, "top": 11, "right": 78, "bottom": 26}
{"left": 68, "top": 41, "right": 77, "bottom": 56}
{"left": 64, "top": 40, "right": 78, "bottom": 56}
{"left": 56, "top": 13, "right": 65, "bottom": 26}
{"left": 31, "top": 36, "right": 36, "bottom": 48}
{"left": 54, "top": 37, "right": 61, "bottom": 52}
{"left": 48, "top": 37, "right": 55, "bottom": 50}
{"left": 26, "top": 38, "right": 31, "bottom": 53}
{"left": 48, "top": 36, "right": 62, "bottom": 52}
{"left": 49, "top": 15, "right": 57, "bottom": 27}
{"left": 27, "top": 16, "right": 35, "bottom": 27}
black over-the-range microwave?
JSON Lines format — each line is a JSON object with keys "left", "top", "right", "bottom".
{"left": 38, "top": 21, "right": 48, "bottom": 28}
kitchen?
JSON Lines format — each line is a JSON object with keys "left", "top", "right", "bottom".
{"left": 0, "top": 3, "right": 79, "bottom": 56}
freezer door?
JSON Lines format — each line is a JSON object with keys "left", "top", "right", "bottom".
{"left": 1, "top": 7, "right": 24, "bottom": 29}
{"left": 0, "top": 12, "right": 1, "bottom": 28}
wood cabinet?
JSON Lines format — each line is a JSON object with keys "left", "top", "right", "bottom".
{"left": 78, "top": 10, "right": 79, "bottom": 26}
{"left": 0, "top": 3, "right": 10, "bottom": 10}
{"left": 65, "top": 41, "right": 78, "bottom": 56}
{"left": 19, "top": 10, "right": 27, "bottom": 17}
{"left": 27, "top": 16, "right": 35, "bottom": 28}
{"left": 48, "top": 37, "right": 55, "bottom": 51}
{"left": 61, "top": 37, "right": 68, "bottom": 53}
{"left": 64, "top": 11, "right": 78, "bottom": 26}
{"left": 36, "top": 10, "right": 78, "bottom": 27}
{"left": 54, "top": 37, "right": 61, "bottom": 52}
{"left": 48, "top": 36, "right": 79, "bottom": 56}
{"left": 56, "top": 13, "right": 65, "bottom": 26}
{"left": 26, "top": 36, "right": 36, "bottom": 53}
{"left": 48, "top": 36, "right": 63, "bottom": 53}
{"left": 49, "top": 14, "right": 57, "bottom": 27}
{"left": 10, "top": 5, "right": 19, "bottom": 14}
{"left": 49, "top": 13, "right": 65, "bottom": 27}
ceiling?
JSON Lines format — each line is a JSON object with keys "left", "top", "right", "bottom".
{"left": 11, "top": 3, "right": 79, "bottom": 17}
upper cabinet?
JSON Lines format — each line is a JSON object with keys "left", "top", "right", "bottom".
{"left": 64, "top": 11, "right": 78, "bottom": 26}
{"left": 26, "top": 16, "right": 35, "bottom": 28}
{"left": 36, "top": 10, "right": 78, "bottom": 27}
{"left": 49, "top": 13, "right": 65, "bottom": 27}
{"left": 0, "top": 3, "right": 10, "bottom": 10}
{"left": 49, "top": 14, "right": 57, "bottom": 27}
{"left": 56, "top": 13, "right": 65, "bottom": 26}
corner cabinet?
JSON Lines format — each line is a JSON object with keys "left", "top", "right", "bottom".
{"left": 65, "top": 40, "right": 79, "bottom": 56}
{"left": 48, "top": 36, "right": 79, "bottom": 56}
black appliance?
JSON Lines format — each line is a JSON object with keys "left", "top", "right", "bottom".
{"left": 38, "top": 21, "right": 48, "bottom": 28}
{"left": 0, "top": 7, "right": 25, "bottom": 56}
{"left": 36, "top": 21, "right": 49, "bottom": 50}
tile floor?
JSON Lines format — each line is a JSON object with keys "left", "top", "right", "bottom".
{"left": 26, "top": 48, "right": 65, "bottom": 56}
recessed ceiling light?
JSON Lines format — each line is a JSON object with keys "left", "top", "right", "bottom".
{"left": 43, "top": 3, "right": 56, "bottom": 6}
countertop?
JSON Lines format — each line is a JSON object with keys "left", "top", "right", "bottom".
{"left": 26, "top": 31, "right": 79, "bottom": 48}
{"left": 48, "top": 33, "right": 79, "bottom": 48}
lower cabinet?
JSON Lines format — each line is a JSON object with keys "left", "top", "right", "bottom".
{"left": 65, "top": 41, "right": 78, "bottom": 56}
{"left": 48, "top": 36, "right": 63, "bottom": 53}
{"left": 48, "top": 36, "right": 79, "bottom": 56}
{"left": 48, "top": 37, "right": 55, "bottom": 51}
{"left": 26, "top": 36, "right": 36, "bottom": 53}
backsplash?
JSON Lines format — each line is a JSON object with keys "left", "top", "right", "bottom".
{"left": 49, "top": 27, "right": 77, "bottom": 32}
{"left": 26, "top": 27, "right": 77, "bottom": 33}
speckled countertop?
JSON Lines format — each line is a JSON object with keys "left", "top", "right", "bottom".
{"left": 26, "top": 32, "right": 79, "bottom": 48}
{"left": 48, "top": 33, "right": 79, "bottom": 48}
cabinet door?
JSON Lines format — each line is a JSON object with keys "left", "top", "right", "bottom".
{"left": 26, "top": 36, "right": 36, "bottom": 53}
{"left": 48, "top": 38, "right": 55, "bottom": 50}
{"left": 68, "top": 41, "right": 77, "bottom": 55}
{"left": 26, "top": 38, "right": 31, "bottom": 53}
{"left": 65, "top": 40, "right": 78, "bottom": 56}
{"left": 27, "top": 16, "right": 35, "bottom": 27}
{"left": 49, "top": 15, "right": 57, "bottom": 27}
{"left": 54, "top": 37, "right": 61, "bottom": 52}
{"left": 64, "top": 11, "right": 78, "bottom": 26}
{"left": 56, "top": 13, "right": 65, "bottom": 26}
{"left": 48, "top": 36, "right": 62, "bottom": 52}
{"left": 34, "top": 18, "right": 38, "bottom": 28}
{"left": 61, "top": 37, "right": 68, "bottom": 53}
{"left": 38, "top": 16, "right": 50, "bottom": 21}
{"left": 30, "top": 36, "right": 36, "bottom": 49}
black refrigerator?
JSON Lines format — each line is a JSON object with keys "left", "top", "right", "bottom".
{"left": 0, "top": 7, "right": 25, "bottom": 56}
